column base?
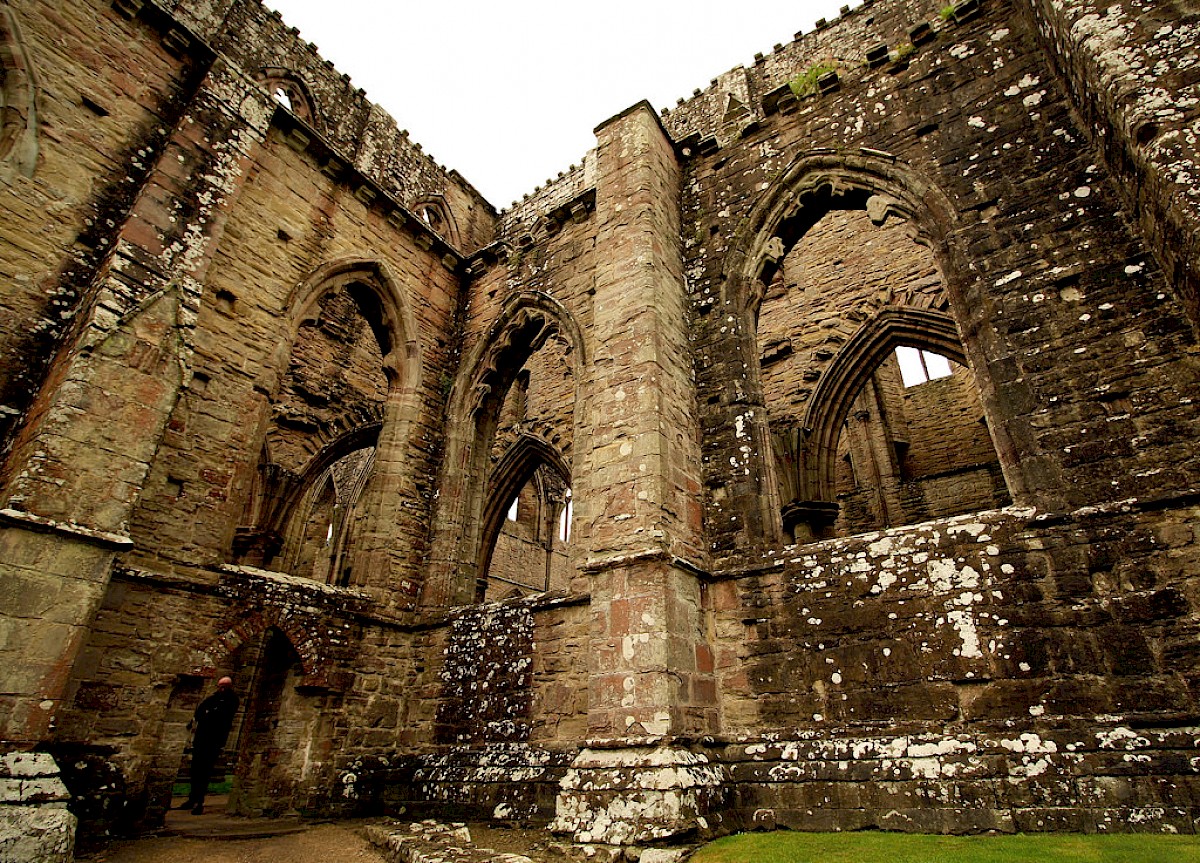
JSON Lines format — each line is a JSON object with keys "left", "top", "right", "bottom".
{"left": 781, "top": 499, "right": 840, "bottom": 543}
{"left": 549, "top": 745, "right": 726, "bottom": 846}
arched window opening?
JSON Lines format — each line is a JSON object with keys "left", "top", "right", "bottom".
{"left": 755, "top": 203, "right": 1010, "bottom": 542}
{"left": 895, "top": 346, "right": 952, "bottom": 387}
{"left": 474, "top": 332, "right": 576, "bottom": 602}
{"left": 231, "top": 272, "right": 394, "bottom": 582}
{"left": 410, "top": 197, "right": 460, "bottom": 246}
{"left": 416, "top": 203, "right": 444, "bottom": 232}
{"left": 427, "top": 293, "right": 583, "bottom": 607}
{"left": 256, "top": 70, "right": 317, "bottom": 128}
{"left": 276, "top": 443, "right": 376, "bottom": 585}
{"left": 482, "top": 463, "right": 572, "bottom": 603}
{"left": 558, "top": 489, "right": 572, "bottom": 543}
{"left": 831, "top": 345, "right": 1007, "bottom": 535}
{"left": 470, "top": 328, "right": 576, "bottom": 602}
{"left": 290, "top": 474, "right": 336, "bottom": 580}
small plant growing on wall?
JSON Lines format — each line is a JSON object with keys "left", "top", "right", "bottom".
{"left": 939, "top": 4, "right": 956, "bottom": 20}
{"left": 788, "top": 62, "right": 839, "bottom": 98}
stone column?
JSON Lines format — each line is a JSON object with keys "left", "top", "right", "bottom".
{"left": 551, "top": 102, "right": 724, "bottom": 847}
{"left": 346, "top": 346, "right": 426, "bottom": 608}
{"left": 0, "top": 60, "right": 272, "bottom": 748}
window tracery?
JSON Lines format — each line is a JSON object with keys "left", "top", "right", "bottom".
{"left": 746, "top": 174, "right": 1010, "bottom": 542}
{"left": 256, "top": 69, "right": 317, "bottom": 128}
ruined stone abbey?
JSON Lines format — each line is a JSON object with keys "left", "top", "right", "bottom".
{"left": 2, "top": 0, "right": 1200, "bottom": 857}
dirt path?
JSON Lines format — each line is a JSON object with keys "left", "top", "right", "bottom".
{"left": 77, "top": 822, "right": 387, "bottom": 863}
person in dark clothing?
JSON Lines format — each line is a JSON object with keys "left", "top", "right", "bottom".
{"left": 182, "top": 676, "right": 238, "bottom": 814}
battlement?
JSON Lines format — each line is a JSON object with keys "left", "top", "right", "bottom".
{"left": 117, "top": 0, "right": 497, "bottom": 252}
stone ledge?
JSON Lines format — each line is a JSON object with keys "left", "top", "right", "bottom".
{"left": 0, "top": 778, "right": 69, "bottom": 806}
{"left": 583, "top": 547, "right": 708, "bottom": 578}
{"left": 0, "top": 508, "right": 132, "bottom": 550}
{"left": 0, "top": 753, "right": 59, "bottom": 780}
{"left": 413, "top": 590, "right": 591, "bottom": 632}
{"left": 218, "top": 563, "right": 375, "bottom": 601}
{"left": 363, "top": 819, "right": 690, "bottom": 863}
{"left": 550, "top": 746, "right": 726, "bottom": 846}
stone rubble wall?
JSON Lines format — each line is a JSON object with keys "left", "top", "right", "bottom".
{"left": 714, "top": 721, "right": 1200, "bottom": 834}
{"left": 334, "top": 594, "right": 589, "bottom": 823}
{"left": 364, "top": 820, "right": 538, "bottom": 863}
{"left": 50, "top": 566, "right": 590, "bottom": 832}
{"left": 661, "top": 0, "right": 949, "bottom": 145}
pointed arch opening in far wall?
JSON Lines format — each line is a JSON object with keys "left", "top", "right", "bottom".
{"left": 477, "top": 433, "right": 572, "bottom": 602}
{"left": 425, "top": 291, "right": 585, "bottom": 607}
{"left": 256, "top": 67, "right": 320, "bottom": 130}
{"left": 722, "top": 150, "right": 1020, "bottom": 544}
{"left": 230, "top": 259, "right": 422, "bottom": 589}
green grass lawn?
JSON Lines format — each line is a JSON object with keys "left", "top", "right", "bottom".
{"left": 688, "top": 832, "right": 1200, "bottom": 863}
{"left": 170, "top": 775, "right": 233, "bottom": 797}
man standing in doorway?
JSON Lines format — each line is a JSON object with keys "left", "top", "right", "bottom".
{"left": 182, "top": 676, "right": 238, "bottom": 814}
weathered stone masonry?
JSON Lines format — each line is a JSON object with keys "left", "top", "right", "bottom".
{"left": 1, "top": 0, "right": 1200, "bottom": 857}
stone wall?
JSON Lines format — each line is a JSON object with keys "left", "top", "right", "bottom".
{"left": 708, "top": 498, "right": 1200, "bottom": 832}
{"left": 2, "top": 0, "right": 1200, "bottom": 853}
{"left": 685, "top": 0, "right": 1200, "bottom": 555}
{"left": 332, "top": 594, "right": 589, "bottom": 824}
{"left": 0, "top": 753, "right": 75, "bottom": 863}
{"left": 0, "top": 0, "right": 192, "bottom": 458}
{"left": 1024, "top": 0, "right": 1200, "bottom": 330}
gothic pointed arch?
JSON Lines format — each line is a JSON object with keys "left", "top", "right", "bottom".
{"left": 476, "top": 432, "right": 571, "bottom": 600}
{"left": 266, "top": 421, "right": 382, "bottom": 539}
{"left": 449, "top": 291, "right": 587, "bottom": 424}
{"left": 0, "top": 3, "right": 38, "bottom": 180}
{"left": 287, "top": 258, "right": 422, "bottom": 397}
{"left": 411, "top": 195, "right": 460, "bottom": 247}
{"left": 231, "top": 258, "right": 421, "bottom": 591}
{"left": 269, "top": 424, "right": 381, "bottom": 583}
{"left": 723, "top": 150, "right": 1020, "bottom": 543}
{"left": 724, "top": 152, "right": 965, "bottom": 326}
{"left": 426, "top": 291, "right": 585, "bottom": 606}
{"left": 256, "top": 67, "right": 319, "bottom": 130}
{"left": 796, "top": 306, "right": 966, "bottom": 506}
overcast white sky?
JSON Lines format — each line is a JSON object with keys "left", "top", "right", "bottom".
{"left": 264, "top": 0, "right": 850, "bottom": 208}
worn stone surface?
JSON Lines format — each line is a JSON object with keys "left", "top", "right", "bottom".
{"left": 364, "top": 821, "right": 536, "bottom": 863}
{"left": 0, "top": 752, "right": 75, "bottom": 863}
{"left": 1, "top": 0, "right": 1199, "bottom": 853}
{"left": 550, "top": 746, "right": 726, "bottom": 845}
{"left": 0, "top": 808, "right": 75, "bottom": 863}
